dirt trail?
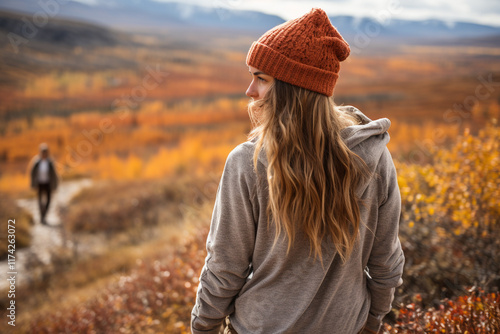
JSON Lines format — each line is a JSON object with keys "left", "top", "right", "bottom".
{"left": 0, "top": 179, "right": 92, "bottom": 290}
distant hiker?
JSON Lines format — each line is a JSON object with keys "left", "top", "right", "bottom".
{"left": 30, "top": 143, "right": 59, "bottom": 225}
{"left": 191, "top": 8, "right": 404, "bottom": 334}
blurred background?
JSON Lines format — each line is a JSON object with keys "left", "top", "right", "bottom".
{"left": 0, "top": 0, "right": 499, "bottom": 332}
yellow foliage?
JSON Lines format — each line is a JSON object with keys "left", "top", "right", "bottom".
{"left": 397, "top": 122, "right": 500, "bottom": 236}
{"left": 22, "top": 70, "right": 137, "bottom": 99}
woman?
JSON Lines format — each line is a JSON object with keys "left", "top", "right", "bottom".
{"left": 192, "top": 8, "right": 404, "bottom": 334}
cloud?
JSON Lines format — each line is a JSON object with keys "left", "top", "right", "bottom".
{"left": 150, "top": 0, "right": 500, "bottom": 26}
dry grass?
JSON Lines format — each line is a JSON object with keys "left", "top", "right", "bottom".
{"left": 0, "top": 192, "right": 33, "bottom": 259}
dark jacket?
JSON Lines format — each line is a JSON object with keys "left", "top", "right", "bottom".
{"left": 30, "top": 157, "right": 59, "bottom": 191}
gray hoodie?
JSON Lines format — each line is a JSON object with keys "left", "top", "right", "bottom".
{"left": 192, "top": 107, "right": 404, "bottom": 334}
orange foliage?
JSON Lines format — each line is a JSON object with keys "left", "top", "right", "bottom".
{"left": 0, "top": 172, "right": 29, "bottom": 193}
{"left": 91, "top": 132, "right": 242, "bottom": 180}
{"left": 1, "top": 97, "right": 498, "bottom": 195}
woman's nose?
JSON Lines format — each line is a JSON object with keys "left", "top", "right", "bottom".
{"left": 246, "top": 81, "right": 257, "bottom": 98}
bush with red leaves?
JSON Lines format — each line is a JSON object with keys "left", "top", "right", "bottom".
{"left": 386, "top": 289, "right": 500, "bottom": 333}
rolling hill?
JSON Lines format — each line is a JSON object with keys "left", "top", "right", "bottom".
{"left": 1, "top": 0, "right": 499, "bottom": 44}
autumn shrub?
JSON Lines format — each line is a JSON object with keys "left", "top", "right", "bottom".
{"left": 0, "top": 192, "right": 32, "bottom": 260}
{"left": 386, "top": 289, "right": 500, "bottom": 333}
{"left": 396, "top": 123, "right": 500, "bottom": 305}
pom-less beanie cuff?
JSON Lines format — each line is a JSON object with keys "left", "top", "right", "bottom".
{"left": 246, "top": 8, "right": 350, "bottom": 97}
{"left": 247, "top": 41, "right": 339, "bottom": 97}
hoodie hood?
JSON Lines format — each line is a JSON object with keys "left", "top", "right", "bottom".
{"left": 340, "top": 106, "right": 391, "bottom": 167}
{"left": 255, "top": 106, "right": 391, "bottom": 193}
{"left": 256, "top": 106, "right": 391, "bottom": 164}
{"left": 339, "top": 106, "right": 391, "bottom": 149}
{"left": 339, "top": 106, "right": 391, "bottom": 194}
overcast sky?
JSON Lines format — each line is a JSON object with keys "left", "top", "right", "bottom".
{"left": 155, "top": 0, "right": 500, "bottom": 27}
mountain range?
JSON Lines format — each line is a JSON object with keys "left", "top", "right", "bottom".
{"left": 1, "top": 0, "right": 500, "bottom": 45}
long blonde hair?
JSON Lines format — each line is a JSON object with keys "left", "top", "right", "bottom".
{"left": 248, "top": 79, "right": 368, "bottom": 263}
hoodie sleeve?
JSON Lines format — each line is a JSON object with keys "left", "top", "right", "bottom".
{"left": 365, "top": 148, "right": 405, "bottom": 332}
{"left": 191, "top": 144, "right": 257, "bottom": 334}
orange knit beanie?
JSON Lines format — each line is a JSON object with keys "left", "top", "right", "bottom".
{"left": 246, "top": 8, "right": 350, "bottom": 97}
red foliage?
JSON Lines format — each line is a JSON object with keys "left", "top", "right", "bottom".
{"left": 29, "top": 227, "right": 209, "bottom": 334}
{"left": 387, "top": 289, "right": 500, "bottom": 333}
